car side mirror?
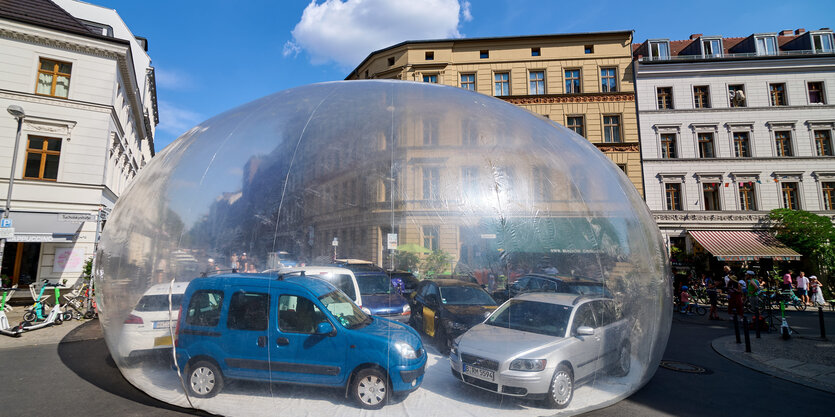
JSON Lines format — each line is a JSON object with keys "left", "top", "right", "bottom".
{"left": 316, "top": 321, "right": 335, "bottom": 336}
{"left": 576, "top": 326, "right": 594, "bottom": 336}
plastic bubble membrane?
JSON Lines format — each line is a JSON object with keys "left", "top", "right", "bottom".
{"left": 96, "top": 80, "right": 671, "bottom": 416}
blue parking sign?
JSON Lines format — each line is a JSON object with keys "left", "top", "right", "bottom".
{"left": 0, "top": 218, "right": 11, "bottom": 228}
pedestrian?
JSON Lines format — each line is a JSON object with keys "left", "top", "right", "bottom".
{"left": 727, "top": 276, "right": 745, "bottom": 319}
{"left": 746, "top": 270, "right": 761, "bottom": 311}
{"left": 701, "top": 272, "right": 713, "bottom": 288}
{"left": 809, "top": 276, "right": 825, "bottom": 306}
{"left": 782, "top": 270, "right": 793, "bottom": 290}
{"left": 707, "top": 280, "right": 721, "bottom": 320}
{"left": 230, "top": 253, "right": 239, "bottom": 272}
{"left": 680, "top": 286, "right": 693, "bottom": 314}
{"left": 796, "top": 271, "right": 810, "bottom": 305}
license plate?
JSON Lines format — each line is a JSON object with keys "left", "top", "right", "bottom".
{"left": 463, "top": 364, "right": 495, "bottom": 381}
{"left": 153, "top": 335, "right": 173, "bottom": 347}
{"left": 153, "top": 320, "right": 172, "bottom": 329}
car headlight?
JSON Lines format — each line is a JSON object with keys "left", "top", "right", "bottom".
{"left": 509, "top": 359, "right": 547, "bottom": 372}
{"left": 394, "top": 341, "right": 418, "bottom": 359}
{"left": 450, "top": 338, "right": 460, "bottom": 356}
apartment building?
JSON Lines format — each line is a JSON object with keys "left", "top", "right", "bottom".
{"left": 634, "top": 28, "right": 835, "bottom": 264}
{"left": 0, "top": 0, "right": 157, "bottom": 288}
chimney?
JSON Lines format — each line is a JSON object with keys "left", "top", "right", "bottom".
{"left": 795, "top": 28, "right": 806, "bottom": 35}
{"left": 689, "top": 34, "right": 703, "bottom": 40}
{"left": 779, "top": 30, "right": 793, "bottom": 36}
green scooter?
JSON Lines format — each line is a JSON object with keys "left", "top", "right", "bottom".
{"left": 0, "top": 286, "right": 22, "bottom": 337}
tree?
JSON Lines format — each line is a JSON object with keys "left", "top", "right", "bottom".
{"left": 769, "top": 209, "right": 835, "bottom": 292}
{"left": 421, "top": 250, "right": 452, "bottom": 279}
{"left": 394, "top": 251, "right": 419, "bottom": 272}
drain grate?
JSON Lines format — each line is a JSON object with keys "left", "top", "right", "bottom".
{"left": 659, "top": 360, "right": 708, "bottom": 374}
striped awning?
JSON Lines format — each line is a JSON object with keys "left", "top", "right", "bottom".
{"left": 689, "top": 230, "right": 802, "bottom": 261}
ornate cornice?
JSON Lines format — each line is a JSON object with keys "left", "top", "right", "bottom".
{"left": 0, "top": 26, "right": 122, "bottom": 59}
{"left": 503, "top": 92, "right": 634, "bottom": 105}
{"left": 596, "top": 143, "right": 640, "bottom": 152}
{"left": 652, "top": 211, "right": 835, "bottom": 224}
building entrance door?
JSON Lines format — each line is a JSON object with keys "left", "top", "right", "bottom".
{"left": 0, "top": 242, "right": 40, "bottom": 287}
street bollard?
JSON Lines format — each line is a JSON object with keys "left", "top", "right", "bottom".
{"left": 755, "top": 308, "right": 761, "bottom": 339}
{"left": 820, "top": 307, "right": 827, "bottom": 339}
{"left": 743, "top": 317, "right": 752, "bottom": 353}
{"left": 734, "top": 315, "right": 741, "bottom": 344}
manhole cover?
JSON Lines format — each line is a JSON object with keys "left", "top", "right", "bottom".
{"left": 659, "top": 360, "right": 707, "bottom": 374}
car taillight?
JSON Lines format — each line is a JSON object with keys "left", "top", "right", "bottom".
{"left": 124, "top": 314, "right": 143, "bottom": 324}
{"left": 174, "top": 305, "right": 182, "bottom": 347}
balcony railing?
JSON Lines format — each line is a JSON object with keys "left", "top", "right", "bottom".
{"left": 639, "top": 49, "right": 833, "bottom": 63}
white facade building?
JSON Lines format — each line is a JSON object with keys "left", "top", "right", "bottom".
{"left": 0, "top": 0, "right": 157, "bottom": 289}
{"left": 634, "top": 29, "right": 835, "bottom": 262}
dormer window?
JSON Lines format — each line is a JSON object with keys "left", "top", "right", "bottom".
{"left": 701, "top": 38, "right": 722, "bottom": 57}
{"left": 755, "top": 35, "right": 777, "bottom": 56}
{"left": 812, "top": 32, "right": 834, "bottom": 53}
{"left": 648, "top": 40, "right": 670, "bottom": 60}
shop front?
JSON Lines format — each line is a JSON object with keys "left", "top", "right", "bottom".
{"left": 687, "top": 230, "right": 802, "bottom": 278}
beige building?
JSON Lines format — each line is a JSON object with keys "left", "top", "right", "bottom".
{"left": 346, "top": 30, "right": 643, "bottom": 196}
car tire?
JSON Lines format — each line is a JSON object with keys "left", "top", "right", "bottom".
{"left": 612, "top": 341, "right": 631, "bottom": 377}
{"left": 545, "top": 364, "right": 573, "bottom": 409}
{"left": 186, "top": 360, "right": 224, "bottom": 398}
{"left": 351, "top": 368, "right": 389, "bottom": 410}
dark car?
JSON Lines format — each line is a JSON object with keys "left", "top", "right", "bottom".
{"left": 332, "top": 258, "right": 386, "bottom": 273}
{"left": 409, "top": 279, "right": 497, "bottom": 354}
{"left": 388, "top": 270, "right": 420, "bottom": 298}
{"left": 492, "top": 274, "right": 611, "bottom": 303}
{"left": 354, "top": 272, "right": 411, "bottom": 322}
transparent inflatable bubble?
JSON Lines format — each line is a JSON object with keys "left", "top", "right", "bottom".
{"left": 96, "top": 80, "right": 671, "bottom": 416}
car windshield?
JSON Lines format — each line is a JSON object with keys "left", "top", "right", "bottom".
{"left": 356, "top": 274, "right": 393, "bottom": 295}
{"left": 566, "top": 283, "right": 611, "bottom": 297}
{"left": 308, "top": 273, "right": 357, "bottom": 300}
{"left": 135, "top": 294, "right": 183, "bottom": 312}
{"left": 439, "top": 286, "right": 496, "bottom": 306}
{"left": 318, "top": 290, "right": 371, "bottom": 329}
{"left": 486, "top": 300, "right": 571, "bottom": 337}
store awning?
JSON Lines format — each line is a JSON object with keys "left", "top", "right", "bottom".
{"left": 689, "top": 230, "right": 801, "bottom": 261}
{"left": 6, "top": 212, "right": 84, "bottom": 242}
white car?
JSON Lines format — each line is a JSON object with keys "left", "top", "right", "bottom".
{"left": 116, "top": 282, "right": 188, "bottom": 361}
{"left": 276, "top": 266, "right": 366, "bottom": 313}
{"left": 449, "top": 293, "right": 630, "bottom": 409}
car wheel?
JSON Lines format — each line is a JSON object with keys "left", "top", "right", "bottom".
{"left": 545, "top": 364, "right": 573, "bottom": 409}
{"left": 435, "top": 325, "right": 451, "bottom": 355}
{"left": 187, "top": 360, "right": 224, "bottom": 398}
{"left": 612, "top": 341, "right": 631, "bottom": 377}
{"left": 351, "top": 368, "right": 389, "bottom": 410}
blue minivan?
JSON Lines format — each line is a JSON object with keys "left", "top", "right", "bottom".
{"left": 174, "top": 273, "right": 426, "bottom": 409}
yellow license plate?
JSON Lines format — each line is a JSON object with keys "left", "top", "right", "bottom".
{"left": 153, "top": 335, "right": 172, "bottom": 347}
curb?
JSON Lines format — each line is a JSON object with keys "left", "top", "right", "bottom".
{"left": 711, "top": 335, "right": 835, "bottom": 394}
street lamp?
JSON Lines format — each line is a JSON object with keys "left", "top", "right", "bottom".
{"left": 1, "top": 105, "right": 25, "bottom": 276}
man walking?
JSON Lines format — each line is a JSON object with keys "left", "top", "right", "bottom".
{"left": 796, "top": 271, "right": 810, "bottom": 306}
{"left": 782, "top": 270, "right": 793, "bottom": 291}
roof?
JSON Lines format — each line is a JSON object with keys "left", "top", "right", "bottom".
{"left": 186, "top": 273, "right": 338, "bottom": 297}
{"left": 633, "top": 30, "right": 834, "bottom": 60}
{"left": 689, "top": 230, "right": 802, "bottom": 261}
{"left": 0, "top": 0, "right": 125, "bottom": 43}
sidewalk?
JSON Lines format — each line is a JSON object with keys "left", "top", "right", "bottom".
{"left": 0, "top": 303, "right": 99, "bottom": 348}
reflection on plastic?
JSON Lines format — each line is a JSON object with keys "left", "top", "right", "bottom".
{"left": 96, "top": 81, "right": 672, "bottom": 416}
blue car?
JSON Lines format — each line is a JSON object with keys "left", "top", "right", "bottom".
{"left": 174, "top": 273, "right": 426, "bottom": 409}
{"left": 354, "top": 272, "right": 411, "bottom": 322}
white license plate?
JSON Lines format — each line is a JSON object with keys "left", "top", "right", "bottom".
{"left": 153, "top": 320, "right": 172, "bottom": 329}
{"left": 463, "top": 364, "right": 495, "bottom": 381}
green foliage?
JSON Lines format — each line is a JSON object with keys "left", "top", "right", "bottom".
{"left": 769, "top": 208, "right": 835, "bottom": 288}
{"left": 394, "top": 251, "right": 419, "bottom": 272}
{"left": 82, "top": 257, "right": 94, "bottom": 280}
{"left": 421, "top": 250, "right": 452, "bottom": 279}
{"left": 1, "top": 274, "right": 9, "bottom": 287}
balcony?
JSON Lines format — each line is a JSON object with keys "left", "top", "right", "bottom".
{"left": 639, "top": 49, "right": 833, "bottom": 63}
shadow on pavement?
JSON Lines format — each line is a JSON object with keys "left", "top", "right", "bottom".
{"left": 56, "top": 321, "right": 211, "bottom": 416}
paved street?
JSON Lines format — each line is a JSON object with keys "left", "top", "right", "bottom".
{"left": 1, "top": 309, "right": 833, "bottom": 417}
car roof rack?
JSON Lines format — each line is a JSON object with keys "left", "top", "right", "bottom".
{"left": 277, "top": 270, "right": 305, "bottom": 281}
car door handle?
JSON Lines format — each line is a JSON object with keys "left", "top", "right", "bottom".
{"left": 257, "top": 336, "right": 267, "bottom": 348}
{"left": 276, "top": 337, "right": 290, "bottom": 346}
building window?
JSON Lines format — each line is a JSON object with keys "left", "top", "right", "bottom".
{"left": 649, "top": 41, "right": 670, "bottom": 60}
{"left": 665, "top": 183, "right": 682, "bottom": 211}
{"left": 755, "top": 35, "right": 777, "bottom": 56}
{"left": 529, "top": 71, "right": 545, "bottom": 95}
{"left": 461, "top": 120, "right": 478, "bottom": 145}
{"left": 617, "top": 164, "right": 627, "bottom": 174}
{"left": 423, "top": 119, "right": 439, "bottom": 146}
{"left": 603, "top": 115, "right": 621, "bottom": 143}
{"left": 702, "top": 39, "right": 722, "bottom": 57}
{"left": 660, "top": 134, "right": 677, "bottom": 158}
{"left": 822, "top": 182, "right": 835, "bottom": 210}
{"left": 584, "top": 45, "right": 594, "bottom": 54}
{"left": 698, "top": 133, "right": 715, "bottom": 158}
{"left": 600, "top": 68, "right": 617, "bottom": 92}
{"left": 770, "top": 83, "right": 787, "bottom": 106}
{"left": 35, "top": 58, "right": 72, "bottom": 98}
{"left": 460, "top": 73, "right": 475, "bottom": 91}
{"left": 532, "top": 166, "right": 551, "bottom": 201}
{"left": 812, "top": 32, "right": 834, "bottom": 53}
{"left": 494, "top": 72, "right": 509, "bottom": 96}
{"left": 462, "top": 167, "right": 478, "bottom": 196}
{"left": 775, "top": 131, "right": 793, "bottom": 156}
{"left": 24, "top": 135, "right": 62, "bottom": 180}
{"left": 387, "top": 57, "right": 395, "bottom": 66}
{"left": 531, "top": 47, "right": 541, "bottom": 56}
{"left": 564, "top": 69, "right": 581, "bottom": 94}
{"left": 566, "top": 116, "right": 584, "bottom": 137}
{"left": 423, "top": 74, "right": 438, "bottom": 83}
{"left": 733, "top": 132, "right": 751, "bottom": 157}
{"left": 815, "top": 130, "right": 833, "bottom": 156}
{"left": 781, "top": 182, "right": 800, "bottom": 210}
{"left": 425, "top": 51, "right": 434, "bottom": 60}
{"left": 423, "top": 167, "right": 440, "bottom": 200}
{"left": 703, "top": 183, "right": 721, "bottom": 210}
{"left": 422, "top": 226, "right": 440, "bottom": 251}
{"left": 657, "top": 87, "right": 673, "bottom": 109}
{"left": 729, "top": 84, "right": 746, "bottom": 107}
{"left": 480, "top": 50, "right": 489, "bottom": 59}
{"left": 739, "top": 182, "right": 757, "bottom": 210}
{"left": 693, "top": 86, "right": 710, "bottom": 108}
{"left": 808, "top": 82, "right": 825, "bottom": 104}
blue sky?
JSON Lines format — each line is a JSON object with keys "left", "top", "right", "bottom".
{"left": 92, "top": 0, "right": 835, "bottom": 151}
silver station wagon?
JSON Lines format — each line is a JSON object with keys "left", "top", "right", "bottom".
{"left": 449, "top": 293, "right": 630, "bottom": 409}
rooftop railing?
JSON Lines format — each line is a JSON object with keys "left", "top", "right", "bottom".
{"left": 639, "top": 49, "right": 833, "bottom": 62}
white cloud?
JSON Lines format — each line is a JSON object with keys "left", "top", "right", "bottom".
{"left": 287, "top": 0, "right": 470, "bottom": 68}
{"left": 157, "top": 100, "right": 203, "bottom": 137}
{"left": 154, "top": 68, "right": 195, "bottom": 91}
